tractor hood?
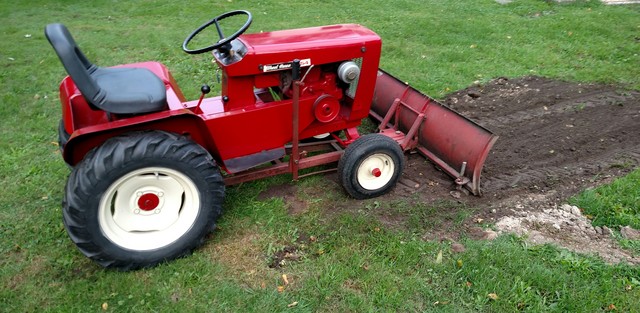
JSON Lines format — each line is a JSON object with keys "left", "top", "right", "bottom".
{"left": 220, "top": 24, "right": 381, "bottom": 77}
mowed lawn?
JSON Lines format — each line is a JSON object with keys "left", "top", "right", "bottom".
{"left": 1, "top": 0, "right": 639, "bottom": 312}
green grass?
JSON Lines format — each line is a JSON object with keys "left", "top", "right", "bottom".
{"left": 570, "top": 169, "right": 640, "bottom": 255}
{"left": 571, "top": 170, "right": 640, "bottom": 229}
{"left": 1, "top": 0, "right": 639, "bottom": 311}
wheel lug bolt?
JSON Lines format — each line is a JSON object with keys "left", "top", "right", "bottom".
{"left": 134, "top": 209, "right": 141, "bottom": 214}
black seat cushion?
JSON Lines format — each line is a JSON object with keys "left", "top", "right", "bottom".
{"left": 45, "top": 23, "right": 167, "bottom": 114}
{"left": 92, "top": 67, "right": 167, "bottom": 114}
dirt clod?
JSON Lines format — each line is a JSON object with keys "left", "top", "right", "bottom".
{"left": 451, "top": 243, "right": 466, "bottom": 253}
{"left": 621, "top": 226, "right": 640, "bottom": 240}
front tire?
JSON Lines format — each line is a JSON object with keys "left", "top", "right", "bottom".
{"left": 62, "top": 131, "right": 224, "bottom": 270}
{"left": 338, "top": 134, "right": 404, "bottom": 199}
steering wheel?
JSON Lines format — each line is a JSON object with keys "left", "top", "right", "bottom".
{"left": 182, "top": 10, "right": 252, "bottom": 55}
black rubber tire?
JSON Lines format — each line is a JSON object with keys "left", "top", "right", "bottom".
{"left": 337, "top": 134, "right": 404, "bottom": 199}
{"left": 62, "top": 131, "right": 224, "bottom": 270}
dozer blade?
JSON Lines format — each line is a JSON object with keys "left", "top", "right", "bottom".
{"left": 370, "top": 69, "right": 498, "bottom": 195}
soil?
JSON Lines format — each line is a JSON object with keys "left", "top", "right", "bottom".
{"left": 259, "top": 76, "right": 640, "bottom": 264}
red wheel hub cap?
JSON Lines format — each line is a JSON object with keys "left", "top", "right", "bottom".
{"left": 372, "top": 168, "right": 382, "bottom": 177}
{"left": 138, "top": 193, "right": 160, "bottom": 211}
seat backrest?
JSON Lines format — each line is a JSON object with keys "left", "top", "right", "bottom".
{"left": 45, "top": 23, "right": 104, "bottom": 105}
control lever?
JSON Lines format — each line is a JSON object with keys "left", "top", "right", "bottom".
{"left": 195, "top": 84, "right": 211, "bottom": 114}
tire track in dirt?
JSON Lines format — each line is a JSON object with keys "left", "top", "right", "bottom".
{"left": 482, "top": 145, "right": 640, "bottom": 191}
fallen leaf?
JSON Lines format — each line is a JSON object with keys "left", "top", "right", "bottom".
{"left": 466, "top": 281, "right": 473, "bottom": 287}
{"left": 456, "top": 259, "right": 463, "bottom": 268}
{"left": 605, "top": 303, "right": 616, "bottom": 311}
{"left": 101, "top": 302, "right": 108, "bottom": 310}
{"left": 277, "top": 285, "right": 285, "bottom": 293}
{"left": 287, "top": 301, "right": 298, "bottom": 308}
{"left": 488, "top": 293, "right": 499, "bottom": 300}
{"left": 282, "top": 274, "right": 289, "bottom": 285}
{"left": 435, "top": 250, "right": 443, "bottom": 264}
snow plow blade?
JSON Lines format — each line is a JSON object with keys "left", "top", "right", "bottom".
{"left": 370, "top": 69, "right": 498, "bottom": 195}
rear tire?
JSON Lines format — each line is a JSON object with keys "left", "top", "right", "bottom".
{"left": 338, "top": 134, "right": 404, "bottom": 199}
{"left": 62, "top": 131, "right": 224, "bottom": 270}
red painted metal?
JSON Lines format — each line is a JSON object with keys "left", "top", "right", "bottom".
{"left": 372, "top": 168, "right": 382, "bottom": 177}
{"left": 371, "top": 69, "right": 498, "bottom": 195}
{"left": 59, "top": 25, "right": 381, "bottom": 171}
{"left": 290, "top": 67, "right": 302, "bottom": 180}
{"left": 224, "top": 148, "right": 343, "bottom": 186}
{"left": 138, "top": 193, "right": 160, "bottom": 211}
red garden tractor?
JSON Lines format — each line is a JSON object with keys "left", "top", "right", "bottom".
{"left": 46, "top": 10, "right": 497, "bottom": 270}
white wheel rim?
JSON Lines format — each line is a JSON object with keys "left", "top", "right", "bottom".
{"left": 356, "top": 153, "right": 395, "bottom": 190}
{"left": 98, "top": 167, "right": 200, "bottom": 251}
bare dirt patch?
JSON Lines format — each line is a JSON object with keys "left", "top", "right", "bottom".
{"left": 260, "top": 76, "right": 640, "bottom": 264}
{"left": 257, "top": 184, "right": 308, "bottom": 215}
{"left": 412, "top": 76, "right": 639, "bottom": 263}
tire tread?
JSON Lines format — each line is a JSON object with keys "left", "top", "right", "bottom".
{"left": 63, "top": 131, "right": 224, "bottom": 270}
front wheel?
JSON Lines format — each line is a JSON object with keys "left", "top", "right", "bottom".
{"left": 338, "top": 134, "right": 404, "bottom": 199}
{"left": 62, "top": 131, "right": 224, "bottom": 270}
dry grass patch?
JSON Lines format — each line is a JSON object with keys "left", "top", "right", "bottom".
{"left": 204, "top": 227, "right": 278, "bottom": 289}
